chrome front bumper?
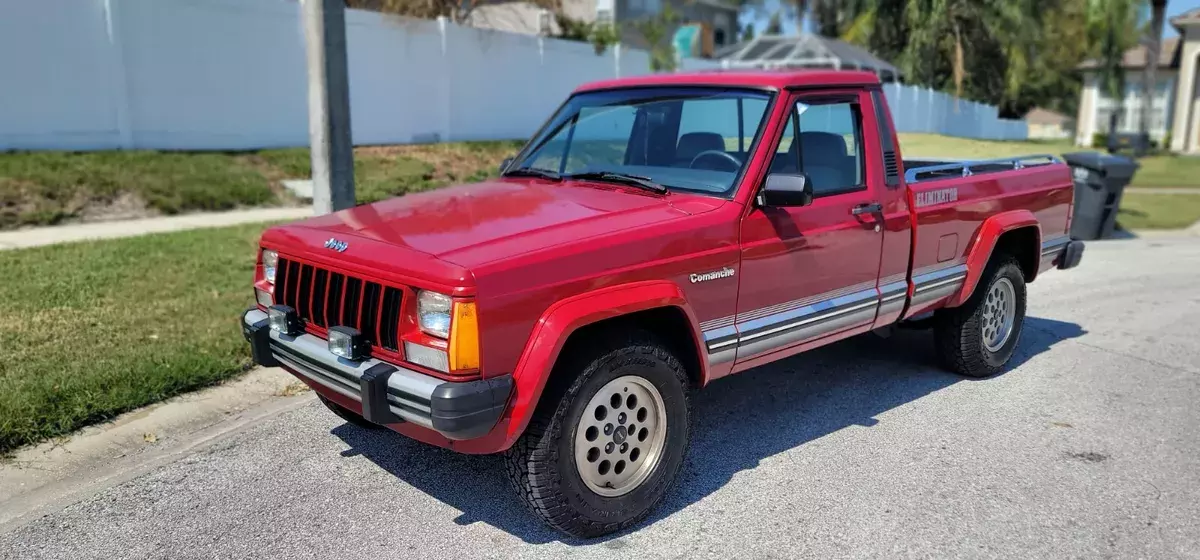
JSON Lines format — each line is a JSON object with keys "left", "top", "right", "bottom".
{"left": 241, "top": 308, "right": 511, "bottom": 440}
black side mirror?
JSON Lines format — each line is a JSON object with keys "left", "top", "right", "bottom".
{"left": 758, "top": 173, "right": 813, "bottom": 207}
{"left": 498, "top": 157, "right": 513, "bottom": 174}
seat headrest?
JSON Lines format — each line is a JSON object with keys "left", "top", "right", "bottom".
{"left": 676, "top": 132, "right": 726, "bottom": 162}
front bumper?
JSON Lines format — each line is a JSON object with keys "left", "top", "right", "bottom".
{"left": 242, "top": 308, "right": 511, "bottom": 440}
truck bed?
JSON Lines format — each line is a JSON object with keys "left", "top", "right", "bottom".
{"left": 901, "top": 154, "right": 1074, "bottom": 319}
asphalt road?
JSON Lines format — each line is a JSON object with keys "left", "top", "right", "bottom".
{"left": 4, "top": 235, "right": 1199, "bottom": 559}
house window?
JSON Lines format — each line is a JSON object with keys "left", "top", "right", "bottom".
{"left": 714, "top": 28, "right": 726, "bottom": 46}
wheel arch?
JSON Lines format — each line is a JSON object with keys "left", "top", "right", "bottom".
{"left": 947, "top": 210, "right": 1040, "bottom": 307}
{"left": 497, "top": 281, "right": 707, "bottom": 450}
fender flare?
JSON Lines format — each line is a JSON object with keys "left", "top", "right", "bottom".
{"left": 948, "top": 210, "right": 1041, "bottom": 307}
{"left": 494, "top": 280, "right": 707, "bottom": 449}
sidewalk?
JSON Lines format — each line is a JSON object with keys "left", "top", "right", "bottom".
{"left": 1128, "top": 187, "right": 1200, "bottom": 194}
{"left": 0, "top": 207, "right": 312, "bottom": 251}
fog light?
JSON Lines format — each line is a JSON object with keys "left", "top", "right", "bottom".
{"left": 404, "top": 341, "right": 449, "bottom": 372}
{"left": 255, "top": 288, "right": 273, "bottom": 307}
{"left": 268, "top": 305, "right": 301, "bottom": 336}
{"left": 329, "top": 326, "right": 370, "bottom": 361}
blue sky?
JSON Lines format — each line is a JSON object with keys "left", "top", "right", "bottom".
{"left": 744, "top": 0, "right": 1200, "bottom": 39}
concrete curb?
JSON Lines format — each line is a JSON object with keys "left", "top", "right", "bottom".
{"left": 0, "top": 367, "right": 313, "bottom": 533}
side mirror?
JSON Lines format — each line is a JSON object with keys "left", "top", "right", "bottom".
{"left": 759, "top": 173, "right": 813, "bottom": 207}
{"left": 498, "top": 157, "right": 513, "bottom": 174}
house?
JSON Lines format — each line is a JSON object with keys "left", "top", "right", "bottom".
{"left": 1025, "top": 108, "right": 1074, "bottom": 140}
{"left": 1075, "top": 8, "right": 1200, "bottom": 152}
{"left": 466, "top": 0, "right": 739, "bottom": 53}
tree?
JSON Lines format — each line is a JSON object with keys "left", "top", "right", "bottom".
{"left": 841, "top": 0, "right": 908, "bottom": 66}
{"left": 765, "top": 11, "right": 784, "bottom": 34}
{"left": 741, "top": 22, "right": 756, "bottom": 42}
{"left": 347, "top": 0, "right": 557, "bottom": 25}
{"left": 632, "top": 4, "right": 682, "bottom": 71}
{"left": 1086, "top": 0, "right": 1145, "bottom": 133}
{"left": 1141, "top": 0, "right": 1168, "bottom": 147}
{"left": 556, "top": 14, "right": 620, "bottom": 55}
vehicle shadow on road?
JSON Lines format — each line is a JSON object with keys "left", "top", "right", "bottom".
{"left": 330, "top": 316, "right": 1084, "bottom": 545}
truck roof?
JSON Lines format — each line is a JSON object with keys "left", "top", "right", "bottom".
{"left": 574, "top": 69, "right": 882, "bottom": 93}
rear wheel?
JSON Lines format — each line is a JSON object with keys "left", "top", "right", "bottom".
{"left": 504, "top": 331, "right": 691, "bottom": 538}
{"left": 934, "top": 256, "right": 1027, "bottom": 378}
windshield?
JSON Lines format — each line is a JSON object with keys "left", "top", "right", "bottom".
{"left": 510, "top": 87, "right": 774, "bottom": 197}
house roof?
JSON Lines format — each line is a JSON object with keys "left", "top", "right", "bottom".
{"left": 1025, "top": 108, "right": 1072, "bottom": 126}
{"left": 713, "top": 34, "right": 901, "bottom": 81}
{"left": 1170, "top": 7, "right": 1200, "bottom": 30}
{"left": 1078, "top": 36, "right": 1181, "bottom": 70}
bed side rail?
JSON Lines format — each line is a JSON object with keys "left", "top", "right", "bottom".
{"left": 904, "top": 154, "right": 1062, "bottom": 184}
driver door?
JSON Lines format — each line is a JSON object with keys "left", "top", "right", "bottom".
{"left": 732, "top": 90, "right": 886, "bottom": 369}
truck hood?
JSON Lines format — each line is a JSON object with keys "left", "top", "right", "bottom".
{"left": 288, "top": 178, "right": 724, "bottom": 268}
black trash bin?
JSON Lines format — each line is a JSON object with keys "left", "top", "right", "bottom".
{"left": 1062, "top": 152, "right": 1140, "bottom": 240}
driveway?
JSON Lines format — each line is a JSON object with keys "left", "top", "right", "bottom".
{"left": 2, "top": 235, "right": 1198, "bottom": 559}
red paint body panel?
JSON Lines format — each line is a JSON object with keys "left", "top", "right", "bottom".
{"left": 254, "top": 70, "right": 1076, "bottom": 454}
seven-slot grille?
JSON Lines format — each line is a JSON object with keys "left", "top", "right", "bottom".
{"left": 274, "top": 257, "right": 404, "bottom": 352}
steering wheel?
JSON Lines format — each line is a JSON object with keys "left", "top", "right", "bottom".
{"left": 689, "top": 150, "right": 742, "bottom": 171}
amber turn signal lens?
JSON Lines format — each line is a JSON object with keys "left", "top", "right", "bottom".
{"left": 448, "top": 301, "right": 480, "bottom": 371}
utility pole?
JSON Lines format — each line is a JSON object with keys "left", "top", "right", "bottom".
{"left": 302, "top": 0, "right": 355, "bottom": 214}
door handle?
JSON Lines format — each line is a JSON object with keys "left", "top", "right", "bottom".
{"left": 851, "top": 202, "right": 883, "bottom": 216}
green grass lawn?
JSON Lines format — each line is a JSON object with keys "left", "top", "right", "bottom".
{"left": 0, "top": 223, "right": 269, "bottom": 454}
{"left": 0, "top": 141, "right": 523, "bottom": 230}
{"left": 1116, "top": 193, "right": 1200, "bottom": 230}
{"left": 897, "top": 133, "right": 1200, "bottom": 189}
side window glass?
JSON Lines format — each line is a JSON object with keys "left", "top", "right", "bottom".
{"left": 795, "top": 101, "right": 863, "bottom": 195}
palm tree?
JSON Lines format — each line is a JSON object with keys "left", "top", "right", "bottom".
{"left": 1086, "top": 0, "right": 1145, "bottom": 137}
{"left": 900, "top": 0, "right": 1041, "bottom": 105}
{"left": 1141, "top": 0, "right": 1168, "bottom": 151}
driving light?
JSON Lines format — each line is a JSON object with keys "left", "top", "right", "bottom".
{"left": 268, "top": 305, "right": 301, "bottom": 335}
{"left": 404, "top": 341, "right": 449, "bottom": 372}
{"left": 262, "top": 249, "right": 278, "bottom": 284}
{"left": 417, "top": 290, "right": 452, "bottom": 338}
{"left": 328, "top": 326, "right": 370, "bottom": 361}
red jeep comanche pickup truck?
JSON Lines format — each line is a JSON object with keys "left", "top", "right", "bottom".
{"left": 241, "top": 70, "right": 1083, "bottom": 537}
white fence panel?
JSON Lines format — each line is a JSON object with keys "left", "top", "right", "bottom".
{"left": 119, "top": 0, "right": 309, "bottom": 150}
{"left": 0, "top": 0, "right": 1028, "bottom": 151}
{"left": 0, "top": 1, "right": 126, "bottom": 150}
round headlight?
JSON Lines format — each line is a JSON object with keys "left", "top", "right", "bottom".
{"left": 262, "top": 249, "right": 278, "bottom": 284}
{"left": 417, "top": 290, "right": 452, "bottom": 338}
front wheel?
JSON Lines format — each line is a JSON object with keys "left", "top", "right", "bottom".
{"left": 503, "top": 332, "right": 691, "bottom": 538}
{"left": 934, "top": 256, "right": 1027, "bottom": 378}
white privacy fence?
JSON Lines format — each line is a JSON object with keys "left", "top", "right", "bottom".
{"left": 0, "top": 0, "right": 649, "bottom": 151}
{"left": 881, "top": 82, "right": 1028, "bottom": 141}
{"left": 0, "top": 0, "right": 1025, "bottom": 152}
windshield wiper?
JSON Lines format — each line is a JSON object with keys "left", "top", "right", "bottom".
{"left": 567, "top": 171, "right": 668, "bottom": 194}
{"left": 502, "top": 167, "right": 562, "bottom": 181}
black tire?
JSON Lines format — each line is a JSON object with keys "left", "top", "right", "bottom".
{"left": 503, "top": 330, "right": 692, "bottom": 538}
{"left": 317, "top": 394, "right": 382, "bottom": 429}
{"left": 934, "top": 256, "right": 1027, "bottom": 378}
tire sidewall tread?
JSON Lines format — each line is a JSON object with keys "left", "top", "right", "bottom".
{"left": 934, "top": 257, "right": 1027, "bottom": 378}
{"left": 503, "top": 330, "right": 691, "bottom": 538}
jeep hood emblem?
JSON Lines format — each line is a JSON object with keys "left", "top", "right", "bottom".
{"left": 324, "top": 237, "right": 349, "bottom": 252}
